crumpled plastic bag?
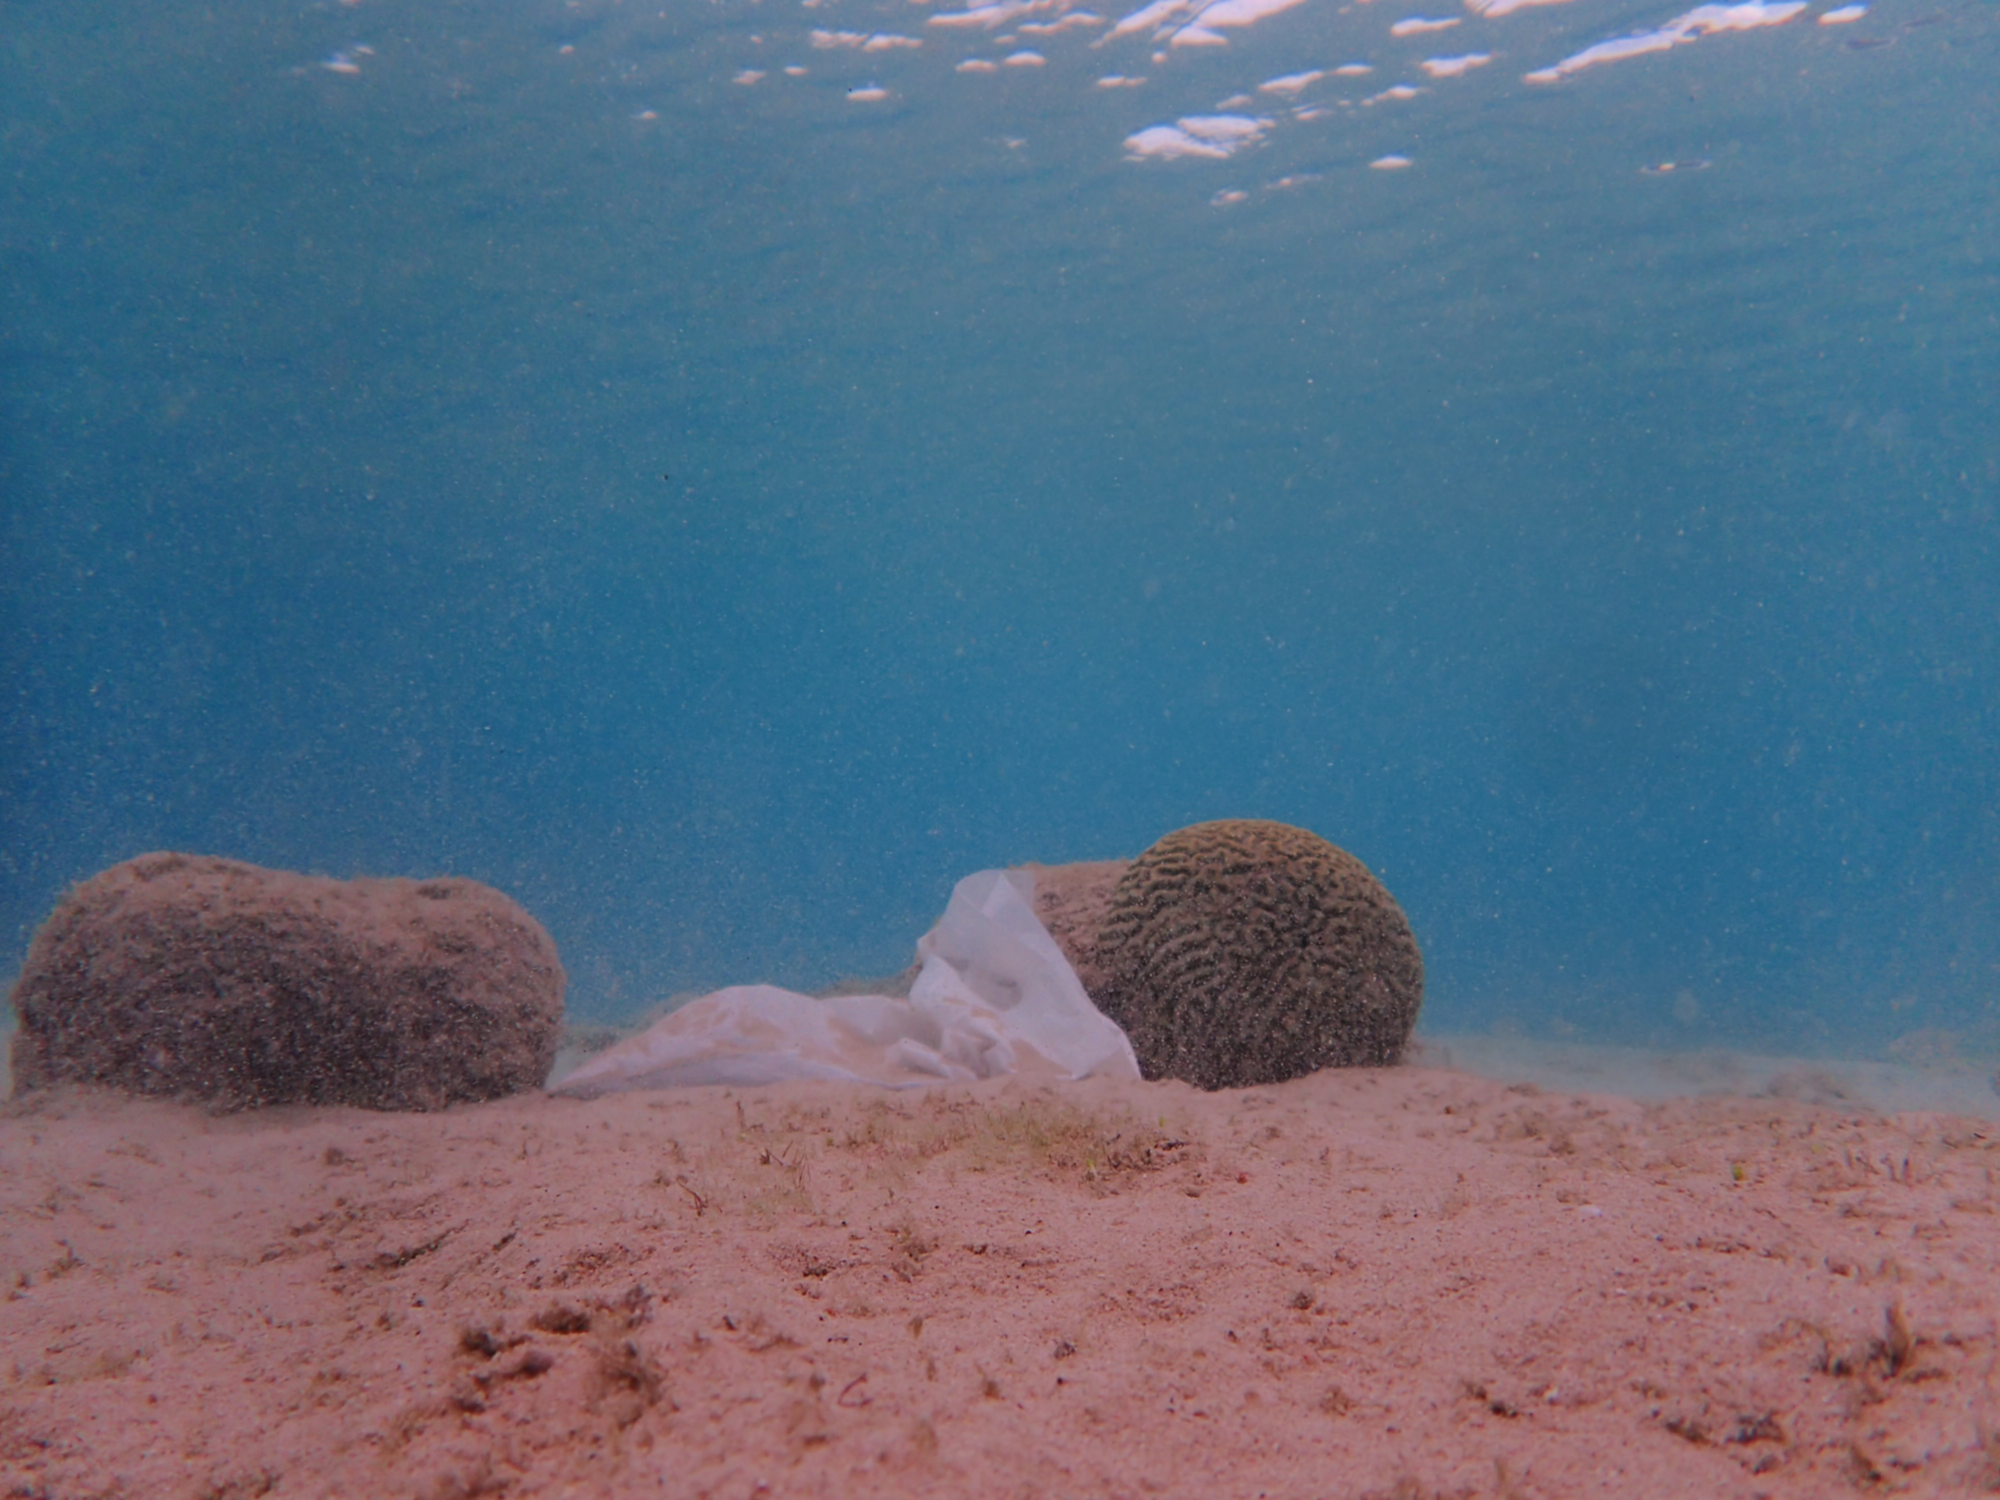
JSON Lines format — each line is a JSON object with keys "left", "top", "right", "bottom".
{"left": 549, "top": 869, "right": 1140, "bottom": 1094}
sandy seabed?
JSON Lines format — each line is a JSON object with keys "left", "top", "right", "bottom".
{"left": 4, "top": 1060, "right": 1999, "bottom": 1500}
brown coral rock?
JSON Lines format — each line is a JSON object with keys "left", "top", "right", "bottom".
{"left": 1091, "top": 820, "right": 1422, "bottom": 1090}
{"left": 1016, "top": 858, "right": 1131, "bottom": 1004}
{"left": 8, "top": 852, "right": 565, "bottom": 1110}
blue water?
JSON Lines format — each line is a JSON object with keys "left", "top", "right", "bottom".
{"left": 3, "top": 0, "right": 1996, "bottom": 1056}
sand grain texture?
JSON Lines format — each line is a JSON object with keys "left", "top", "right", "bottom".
{"left": 3, "top": 1069, "right": 1998, "bottom": 1498}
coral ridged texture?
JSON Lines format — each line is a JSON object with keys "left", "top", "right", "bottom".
{"left": 1093, "top": 820, "right": 1422, "bottom": 1089}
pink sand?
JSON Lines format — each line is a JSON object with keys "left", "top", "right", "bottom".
{"left": 4, "top": 1066, "right": 1997, "bottom": 1497}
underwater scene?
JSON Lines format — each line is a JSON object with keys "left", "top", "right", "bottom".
{"left": 5, "top": 0, "right": 1999, "bottom": 1064}
{"left": 11, "top": 6, "right": 2000, "bottom": 1496}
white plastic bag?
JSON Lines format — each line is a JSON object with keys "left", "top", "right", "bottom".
{"left": 550, "top": 869, "right": 1140, "bottom": 1095}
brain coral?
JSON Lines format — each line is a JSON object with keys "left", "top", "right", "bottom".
{"left": 1090, "top": 820, "right": 1422, "bottom": 1090}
